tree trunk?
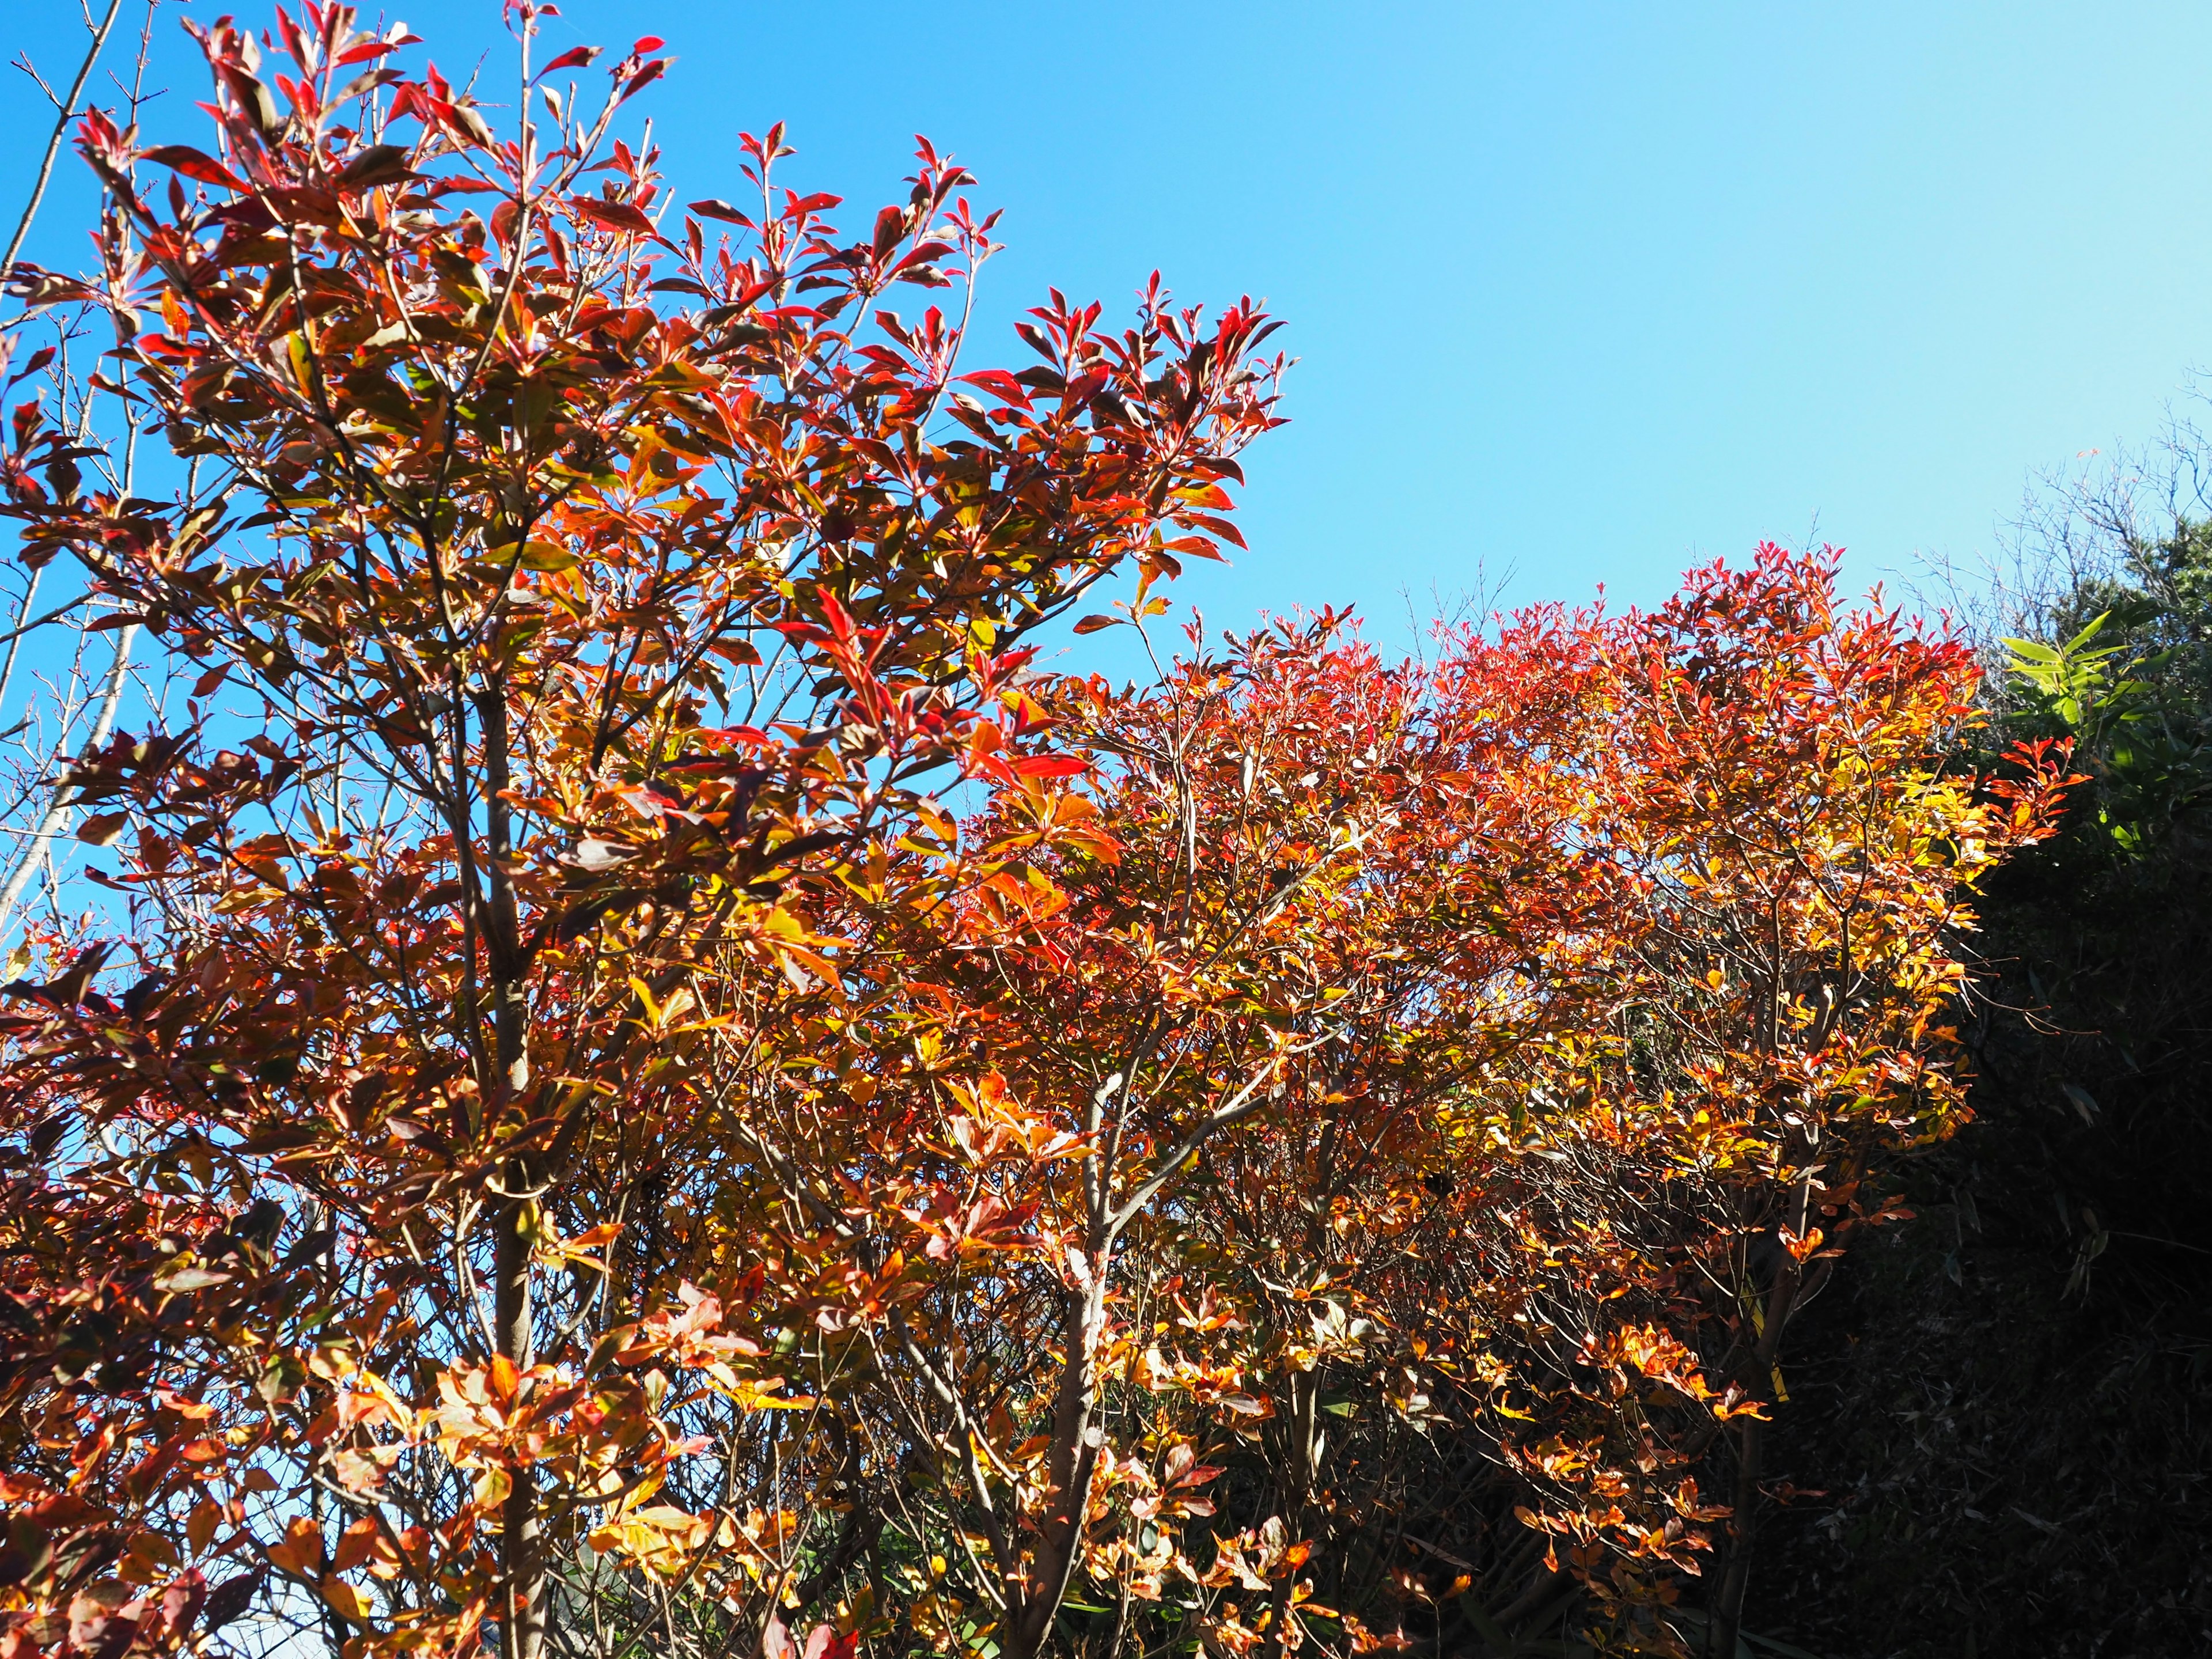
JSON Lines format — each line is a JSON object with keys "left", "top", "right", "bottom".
{"left": 0, "top": 622, "right": 139, "bottom": 934}
{"left": 1007, "top": 1274, "right": 1108, "bottom": 1659}
{"left": 482, "top": 676, "right": 544, "bottom": 1659}
{"left": 1706, "top": 1410, "right": 1764, "bottom": 1659}
{"left": 1708, "top": 1175, "right": 1812, "bottom": 1658}
{"left": 495, "top": 1196, "right": 547, "bottom": 1659}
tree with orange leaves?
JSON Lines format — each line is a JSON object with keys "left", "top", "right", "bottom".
{"left": 0, "top": 7, "right": 1276, "bottom": 1659}
{"left": 982, "top": 552, "right": 2072, "bottom": 1656}
{"left": 0, "top": 7, "right": 2071, "bottom": 1659}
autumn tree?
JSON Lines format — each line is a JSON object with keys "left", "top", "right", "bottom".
{"left": 0, "top": 7, "right": 1277, "bottom": 1659}
{"left": 0, "top": 8, "right": 2075, "bottom": 1659}
{"left": 876, "top": 554, "right": 2071, "bottom": 1657}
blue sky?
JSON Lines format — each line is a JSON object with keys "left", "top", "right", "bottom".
{"left": 8, "top": 1, "right": 2212, "bottom": 650}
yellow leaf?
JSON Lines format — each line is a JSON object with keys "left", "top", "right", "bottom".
{"left": 320, "top": 1577, "right": 373, "bottom": 1623}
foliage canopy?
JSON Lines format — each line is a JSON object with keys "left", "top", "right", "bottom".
{"left": 0, "top": 8, "right": 2069, "bottom": 1659}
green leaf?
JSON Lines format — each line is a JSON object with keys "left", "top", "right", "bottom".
{"left": 2062, "top": 610, "right": 2113, "bottom": 654}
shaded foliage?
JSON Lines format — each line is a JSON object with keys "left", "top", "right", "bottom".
{"left": 1751, "top": 441, "right": 2212, "bottom": 1658}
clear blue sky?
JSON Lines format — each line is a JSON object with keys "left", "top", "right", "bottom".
{"left": 9, "top": 1, "right": 2212, "bottom": 647}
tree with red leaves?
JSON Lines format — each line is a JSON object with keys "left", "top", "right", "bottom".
{"left": 0, "top": 6, "right": 1277, "bottom": 1659}
{"left": 0, "top": 8, "right": 2071, "bottom": 1659}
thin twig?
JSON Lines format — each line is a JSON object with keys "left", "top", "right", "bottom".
{"left": 0, "top": 620, "right": 139, "bottom": 933}
{"left": 1, "top": 0, "right": 130, "bottom": 284}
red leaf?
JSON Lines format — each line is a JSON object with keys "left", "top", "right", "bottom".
{"left": 5, "top": 346, "right": 56, "bottom": 388}
{"left": 872, "top": 205, "right": 904, "bottom": 258}
{"left": 536, "top": 46, "right": 602, "bottom": 77}
{"left": 618, "top": 59, "right": 667, "bottom": 105}
{"left": 336, "top": 145, "right": 415, "bottom": 192}
{"left": 957, "top": 369, "right": 1031, "bottom": 407}
{"left": 1010, "top": 754, "right": 1088, "bottom": 779}
{"left": 570, "top": 197, "right": 659, "bottom": 238}
{"left": 141, "top": 146, "right": 247, "bottom": 192}
{"left": 1179, "top": 512, "right": 1247, "bottom": 550}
